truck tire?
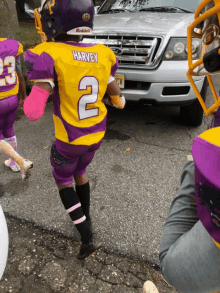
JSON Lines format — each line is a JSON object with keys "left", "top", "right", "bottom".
{"left": 179, "top": 77, "right": 208, "bottom": 127}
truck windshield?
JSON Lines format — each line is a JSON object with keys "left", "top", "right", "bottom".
{"left": 98, "top": 0, "right": 203, "bottom": 14}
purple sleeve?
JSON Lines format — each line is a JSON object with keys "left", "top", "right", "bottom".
{"left": 111, "top": 57, "right": 119, "bottom": 77}
{"left": 24, "top": 50, "right": 55, "bottom": 81}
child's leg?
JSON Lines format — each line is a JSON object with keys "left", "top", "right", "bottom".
{"left": 74, "top": 174, "right": 91, "bottom": 225}
{"left": 0, "top": 96, "right": 33, "bottom": 179}
{"left": 50, "top": 142, "right": 101, "bottom": 259}
{"left": 50, "top": 143, "right": 93, "bottom": 242}
{"left": 4, "top": 136, "right": 20, "bottom": 171}
{"left": 0, "top": 97, "right": 20, "bottom": 163}
{"left": 58, "top": 183, "right": 92, "bottom": 244}
{"left": 73, "top": 141, "right": 102, "bottom": 226}
{"left": 0, "top": 139, "right": 22, "bottom": 163}
{"left": 2, "top": 95, "right": 20, "bottom": 171}
{"left": 0, "top": 139, "right": 33, "bottom": 180}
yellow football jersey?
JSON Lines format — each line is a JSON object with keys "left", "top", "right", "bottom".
{"left": 25, "top": 41, "right": 118, "bottom": 146}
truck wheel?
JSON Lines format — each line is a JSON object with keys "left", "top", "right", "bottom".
{"left": 179, "top": 77, "right": 208, "bottom": 127}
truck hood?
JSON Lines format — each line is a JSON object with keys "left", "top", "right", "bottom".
{"left": 93, "top": 12, "right": 194, "bottom": 37}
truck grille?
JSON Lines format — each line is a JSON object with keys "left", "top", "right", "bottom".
{"left": 82, "top": 35, "right": 162, "bottom": 68}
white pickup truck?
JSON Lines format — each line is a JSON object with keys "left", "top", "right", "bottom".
{"left": 83, "top": 0, "right": 206, "bottom": 126}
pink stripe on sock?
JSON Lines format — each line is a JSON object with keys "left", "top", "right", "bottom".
{"left": 74, "top": 215, "right": 86, "bottom": 225}
{"left": 67, "top": 203, "right": 81, "bottom": 213}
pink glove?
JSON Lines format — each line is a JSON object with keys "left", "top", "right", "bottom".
{"left": 23, "top": 85, "right": 50, "bottom": 121}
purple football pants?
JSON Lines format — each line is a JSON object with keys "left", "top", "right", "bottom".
{"left": 50, "top": 139, "right": 102, "bottom": 185}
{"left": 0, "top": 95, "right": 19, "bottom": 140}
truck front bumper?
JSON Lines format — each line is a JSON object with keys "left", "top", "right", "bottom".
{"left": 117, "top": 61, "right": 205, "bottom": 105}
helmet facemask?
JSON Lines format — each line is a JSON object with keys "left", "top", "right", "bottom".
{"left": 187, "top": 0, "right": 220, "bottom": 115}
{"left": 34, "top": 6, "right": 47, "bottom": 42}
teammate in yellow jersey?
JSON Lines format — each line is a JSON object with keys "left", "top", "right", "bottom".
{"left": 0, "top": 38, "right": 33, "bottom": 180}
{"left": 23, "top": 0, "right": 125, "bottom": 260}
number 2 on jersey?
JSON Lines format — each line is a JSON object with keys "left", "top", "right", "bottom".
{"left": 0, "top": 56, "right": 16, "bottom": 87}
{"left": 78, "top": 76, "right": 99, "bottom": 120}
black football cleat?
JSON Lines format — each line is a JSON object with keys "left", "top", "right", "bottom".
{"left": 77, "top": 234, "right": 101, "bottom": 260}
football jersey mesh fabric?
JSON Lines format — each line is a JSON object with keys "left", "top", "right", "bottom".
{"left": 0, "top": 38, "right": 23, "bottom": 99}
{"left": 24, "top": 41, "right": 118, "bottom": 146}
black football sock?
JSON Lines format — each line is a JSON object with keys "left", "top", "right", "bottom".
{"left": 59, "top": 187, "right": 92, "bottom": 243}
{"left": 76, "top": 182, "right": 91, "bottom": 223}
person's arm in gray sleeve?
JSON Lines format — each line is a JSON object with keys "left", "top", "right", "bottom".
{"left": 159, "top": 160, "right": 220, "bottom": 293}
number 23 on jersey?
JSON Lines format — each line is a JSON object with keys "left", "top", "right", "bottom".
{"left": 0, "top": 56, "right": 16, "bottom": 87}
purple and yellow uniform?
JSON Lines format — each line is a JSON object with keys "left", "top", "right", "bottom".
{"left": 25, "top": 42, "right": 118, "bottom": 146}
{"left": 0, "top": 38, "right": 23, "bottom": 141}
{"left": 25, "top": 41, "right": 118, "bottom": 184}
{"left": 0, "top": 38, "right": 23, "bottom": 99}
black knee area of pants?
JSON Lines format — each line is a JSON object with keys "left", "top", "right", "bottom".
{"left": 59, "top": 187, "right": 78, "bottom": 210}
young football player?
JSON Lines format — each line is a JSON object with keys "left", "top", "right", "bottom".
{"left": 23, "top": 0, "right": 125, "bottom": 260}
{"left": 158, "top": 1, "right": 220, "bottom": 292}
{"left": 0, "top": 38, "right": 33, "bottom": 180}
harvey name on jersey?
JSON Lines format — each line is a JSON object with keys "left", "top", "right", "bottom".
{"left": 72, "top": 50, "right": 98, "bottom": 63}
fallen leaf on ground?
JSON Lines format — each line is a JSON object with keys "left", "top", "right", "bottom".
{"left": 44, "top": 146, "right": 50, "bottom": 149}
{"left": 125, "top": 147, "right": 131, "bottom": 152}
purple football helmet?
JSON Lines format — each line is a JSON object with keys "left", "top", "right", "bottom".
{"left": 35, "top": 0, "right": 94, "bottom": 42}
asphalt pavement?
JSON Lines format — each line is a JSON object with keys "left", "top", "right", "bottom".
{"left": 0, "top": 216, "right": 178, "bottom": 293}
{"left": 0, "top": 75, "right": 219, "bottom": 292}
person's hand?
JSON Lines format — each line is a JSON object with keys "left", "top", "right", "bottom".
{"left": 103, "top": 93, "right": 113, "bottom": 107}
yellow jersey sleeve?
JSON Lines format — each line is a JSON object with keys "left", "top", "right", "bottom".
{"left": 16, "top": 42, "right": 23, "bottom": 57}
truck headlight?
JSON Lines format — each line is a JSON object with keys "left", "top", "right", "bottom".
{"left": 163, "top": 38, "right": 201, "bottom": 61}
{"left": 174, "top": 42, "right": 185, "bottom": 54}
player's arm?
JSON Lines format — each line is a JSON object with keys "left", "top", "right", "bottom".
{"left": 104, "top": 76, "right": 125, "bottom": 109}
{"left": 23, "top": 48, "right": 54, "bottom": 121}
{"left": 34, "top": 82, "right": 52, "bottom": 92}
{"left": 104, "top": 48, "right": 125, "bottom": 109}
{"left": 23, "top": 81, "right": 53, "bottom": 121}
